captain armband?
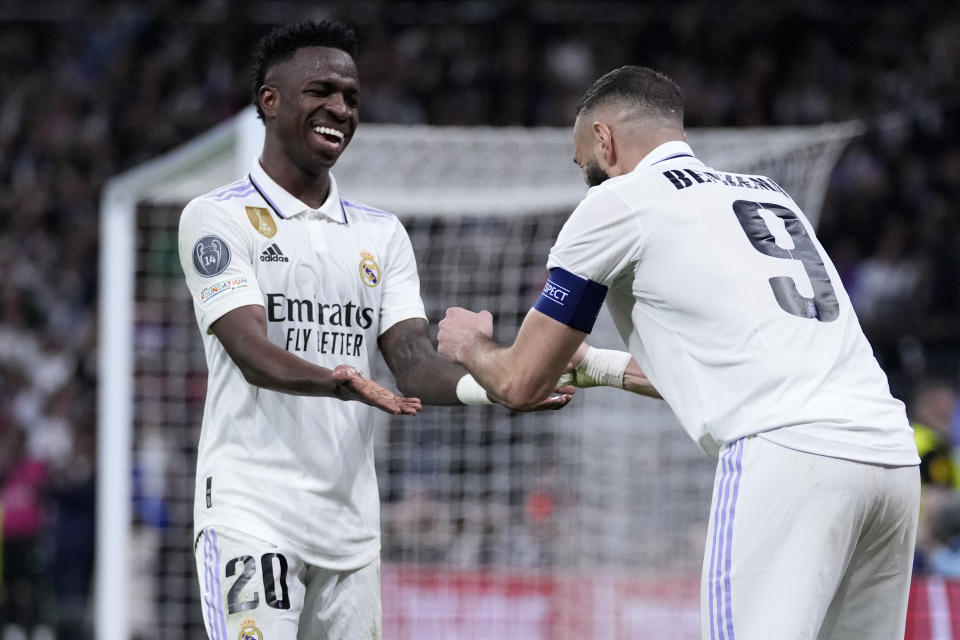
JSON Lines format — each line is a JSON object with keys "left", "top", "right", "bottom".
{"left": 533, "top": 267, "right": 608, "bottom": 333}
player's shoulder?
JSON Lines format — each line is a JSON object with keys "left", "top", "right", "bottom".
{"left": 182, "top": 178, "right": 262, "bottom": 221}
{"left": 556, "top": 182, "right": 637, "bottom": 247}
{"left": 195, "top": 177, "right": 258, "bottom": 206}
{"left": 340, "top": 197, "right": 399, "bottom": 225}
{"left": 575, "top": 179, "right": 635, "bottom": 218}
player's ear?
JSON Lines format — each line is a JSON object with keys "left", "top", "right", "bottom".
{"left": 592, "top": 121, "right": 617, "bottom": 168}
{"left": 259, "top": 85, "right": 279, "bottom": 119}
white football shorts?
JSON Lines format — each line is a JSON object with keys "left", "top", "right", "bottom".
{"left": 195, "top": 526, "right": 381, "bottom": 640}
{"left": 701, "top": 435, "right": 920, "bottom": 640}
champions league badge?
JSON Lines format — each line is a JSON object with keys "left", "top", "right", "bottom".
{"left": 245, "top": 206, "right": 278, "bottom": 238}
{"left": 238, "top": 618, "right": 263, "bottom": 640}
{"left": 193, "top": 235, "right": 231, "bottom": 277}
{"left": 359, "top": 250, "right": 381, "bottom": 287}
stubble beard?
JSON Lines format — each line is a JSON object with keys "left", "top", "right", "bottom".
{"left": 583, "top": 156, "right": 611, "bottom": 187}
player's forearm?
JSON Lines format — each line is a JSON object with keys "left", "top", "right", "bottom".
{"left": 623, "top": 359, "right": 662, "bottom": 398}
{"left": 393, "top": 352, "right": 468, "bottom": 405}
{"left": 379, "top": 317, "right": 466, "bottom": 405}
{"left": 460, "top": 338, "right": 557, "bottom": 411}
{"left": 563, "top": 346, "right": 661, "bottom": 398}
{"left": 438, "top": 308, "right": 581, "bottom": 410}
{"left": 210, "top": 307, "right": 345, "bottom": 397}
{"left": 225, "top": 335, "right": 421, "bottom": 415}
{"left": 229, "top": 339, "right": 342, "bottom": 396}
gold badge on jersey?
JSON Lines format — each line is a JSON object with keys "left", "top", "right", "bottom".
{"left": 359, "top": 250, "right": 381, "bottom": 287}
{"left": 238, "top": 619, "right": 263, "bottom": 640}
{"left": 245, "top": 206, "right": 277, "bottom": 238}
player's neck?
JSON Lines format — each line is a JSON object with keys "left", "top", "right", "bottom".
{"left": 615, "top": 130, "right": 686, "bottom": 175}
{"left": 259, "top": 149, "right": 332, "bottom": 209}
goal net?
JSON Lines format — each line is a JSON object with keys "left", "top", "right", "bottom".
{"left": 102, "top": 112, "right": 861, "bottom": 639}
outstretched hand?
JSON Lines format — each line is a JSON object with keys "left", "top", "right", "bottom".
{"left": 331, "top": 365, "right": 422, "bottom": 415}
{"left": 512, "top": 384, "right": 577, "bottom": 411}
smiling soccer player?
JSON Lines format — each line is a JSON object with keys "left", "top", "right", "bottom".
{"left": 177, "top": 20, "right": 572, "bottom": 640}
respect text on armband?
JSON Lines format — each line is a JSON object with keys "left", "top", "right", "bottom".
{"left": 266, "top": 293, "right": 375, "bottom": 356}
{"left": 541, "top": 280, "right": 571, "bottom": 305}
{"left": 533, "top": 267, "right": 608, "bottom": 334}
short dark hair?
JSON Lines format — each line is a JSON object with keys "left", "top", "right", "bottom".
{"left": 576, "top": 66, "right": 683, "bottom": 124}
{"left": 251, "top": 20, "right": 359, "bottom": 120}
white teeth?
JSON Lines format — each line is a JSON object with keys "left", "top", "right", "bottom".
{"left": 313, "top": 126, "right": 344, "bottom": 141}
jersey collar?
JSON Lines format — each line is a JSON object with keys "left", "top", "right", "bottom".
{"left": 248, "top": 159, "right": 347, "bottom": 223}
{"left": 634, "top": 140, "right": 696, "bottom": 171}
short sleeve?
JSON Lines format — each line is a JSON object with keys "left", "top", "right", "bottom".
{"left": 377, "top": 218, "right": 428, "bottom": 335}
{"left": 178, "top": 198, "right": 265, "bottom": 334}
{"left": 547, "top": 186, "right": 641, "bottom": 286}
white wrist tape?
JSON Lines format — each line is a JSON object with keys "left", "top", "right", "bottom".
{"left": 456, "top": 374, "right": 494, "bottom": 405}
{"left": 561, "top": 347, "right": 631, "bottom": 389}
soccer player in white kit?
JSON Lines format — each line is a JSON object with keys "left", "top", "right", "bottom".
{"left": 178, "top": 21, "right": 570, "bottom": 640}
{"left": 437, "top": 66, "right": 921, "bottom": 639}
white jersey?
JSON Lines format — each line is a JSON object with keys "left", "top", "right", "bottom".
{"left": 178, "top": 159, "right": 426, "bottom": 570}
{"left": 547, "top": 141, "right": 919, "bottom": 466}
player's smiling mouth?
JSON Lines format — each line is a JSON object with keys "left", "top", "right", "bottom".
{"left": 311, "top": 124, "right": 346, "bottom": 152}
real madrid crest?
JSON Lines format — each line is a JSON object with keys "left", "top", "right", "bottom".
{"left": 238, "top": 618, "right": 263, "bottom": 640}
{"left": 245, "top": 206, "right": 278, "bottom": 239}
{"left": 359, "top": 250, "right": 381, "bottom": 287}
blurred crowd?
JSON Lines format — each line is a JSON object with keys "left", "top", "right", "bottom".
{"left": 1, "top": 0, "right": 959, "bottom": 636}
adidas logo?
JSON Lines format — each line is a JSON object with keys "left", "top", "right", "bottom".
{"left": 260, "top": 243, "right": 289, "bottom": 263}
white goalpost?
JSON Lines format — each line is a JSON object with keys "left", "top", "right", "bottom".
{"left": 97, "top": 108, "right": 861, "bottom": 639}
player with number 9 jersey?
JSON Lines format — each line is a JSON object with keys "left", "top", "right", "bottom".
{"left": 547, "top": 141, "right": 918, "bottom": 467}
{"left": 545, "top": 71, "right": 920, "bottom": 640}
{"left": 437, "top": 66, "right": 920, "bottom": 640}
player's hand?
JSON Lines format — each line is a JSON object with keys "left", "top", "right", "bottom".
{"left": 331, "top": 365, "right": 422, "bottom": 415}
{"left": 511, "top": 385, "right": 577, "bottom": 412}
{"left": 437, "top": 307, "right": 494, "bottom": 364}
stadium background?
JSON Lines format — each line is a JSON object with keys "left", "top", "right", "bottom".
{"left": 2, "top": 1, "right": 960, "bottom": 638}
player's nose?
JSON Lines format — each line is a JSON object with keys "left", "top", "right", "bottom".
{"left": 324, "top": 93, "right": 352, "bottom": 120}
